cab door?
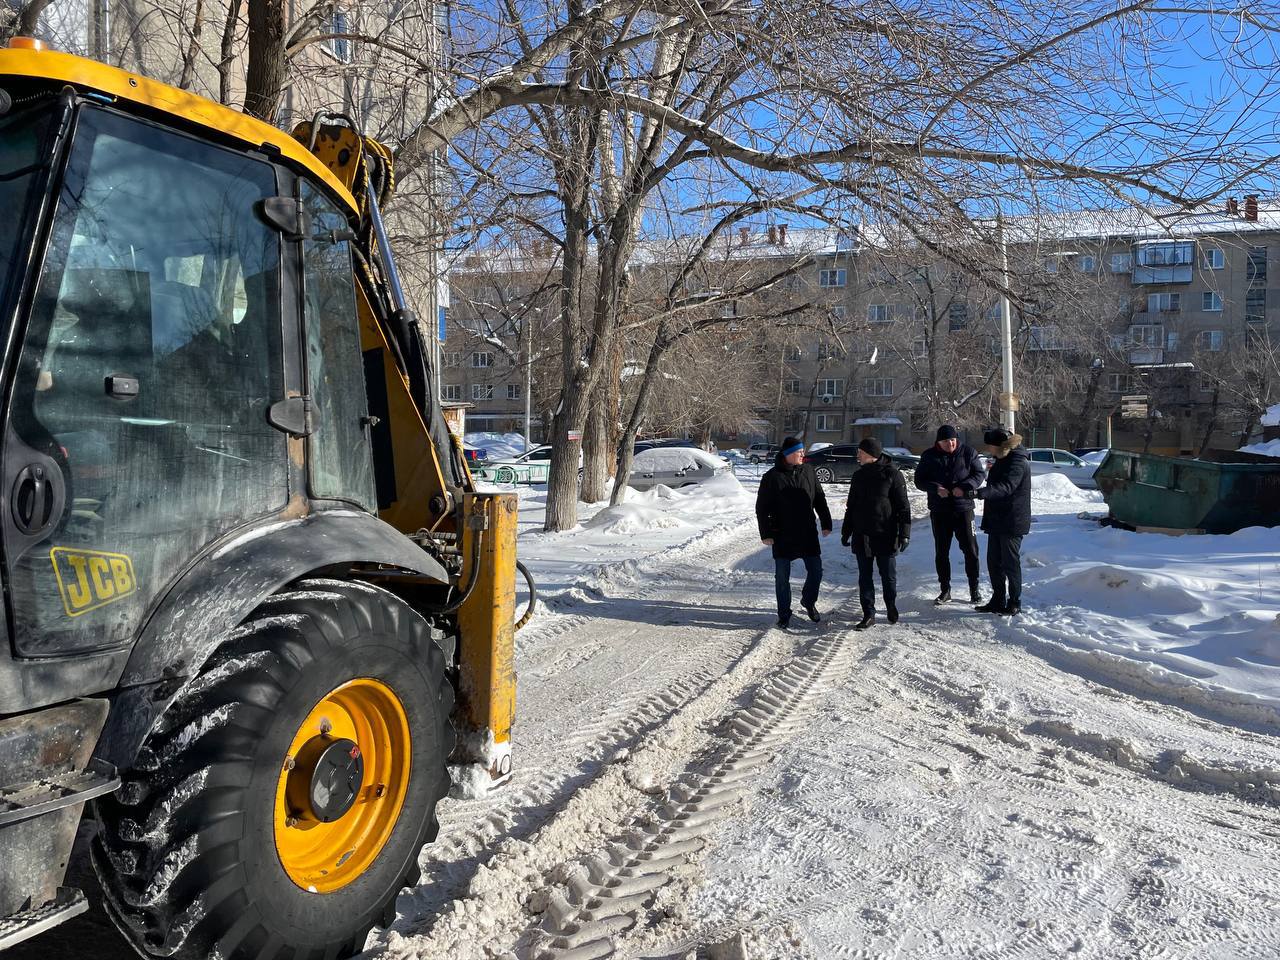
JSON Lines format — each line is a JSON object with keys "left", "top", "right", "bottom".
{"left": 2, "top": 106, "right": 287, "bottom": 656}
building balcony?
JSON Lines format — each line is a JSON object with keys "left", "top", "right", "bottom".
{"left": 1128, "top": 346, "right": 1164, "bottom": 365}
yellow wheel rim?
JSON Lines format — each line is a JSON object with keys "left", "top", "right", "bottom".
{"left": 274, "top": 678, "right": 412, "bottom": 892}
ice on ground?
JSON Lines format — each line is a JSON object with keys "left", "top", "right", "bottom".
{"left": 1031, "top": 471, "right": 1104, "bottom": 503}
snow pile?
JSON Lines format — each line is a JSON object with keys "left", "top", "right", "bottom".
{"left": 1080, "top": 449, "right": 1109, "bottom": 465}
{"left": 464, "top": 432, "right": 529, "bottom": 460}
{"left": 586, "top": 502, "right": 691, "bottom": 534}
{"left": 1011, "top": 503, "right": 1280, "bottom": 727}
{"left": 633, "top": 446, "right": 725, "bottom": 473}
{"left": 1239, "top": 437, "right": 1280, "bottom": 458}
{"left": 1263, "top": 402, "right": 1280, "bottom": 427}
{"left": 1031, "top": 471, "right": 1104, "bottom": 503}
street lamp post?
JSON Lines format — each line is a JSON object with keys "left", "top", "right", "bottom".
{"left": 997, "top": 212, "right": 1016, "bottom": 433}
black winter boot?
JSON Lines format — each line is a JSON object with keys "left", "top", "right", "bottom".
{"left": 1002, "top": 601, "right": 1021, "bottom": 617}
{"left": 887, "top": 605, "right": 899, "bottom": 624}
{"left": 854, "top": 613, "right": 876, "bottom": 630}
{"left": 969, "top": 584, "right": 983, "bottom": 604}
{"left": 804, "top": 603, "right": 821, "bottom": 623}
{"left": 934, "top": 589, "right": 951, "bottom": 605}
{"left": 974, "top": 600, "right": 1006, "bottom": 614}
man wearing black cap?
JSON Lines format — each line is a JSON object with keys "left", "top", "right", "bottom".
{"left": 840, "top": 437, "right": 912, "bottom": 629}
{"left": 756, "top": 437, "right": 833, "bottom": 628}
{"left": 964, "top": 427, "right": 1031, "bottom": 615}
{"left": 914, "top": 424, "right": 986, "bottom": 605}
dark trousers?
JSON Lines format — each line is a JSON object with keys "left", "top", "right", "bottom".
{"left": 930, "top": 511, "right": 980, "bottom": 591}
{"left": 986, "top": 534, "right": 1023, "bottom": 605}
{"left": 775, "top": 554, "right": 822, "bottom": 617}
{"left": 855, "top": 549, "right": 897, "bottom": 616}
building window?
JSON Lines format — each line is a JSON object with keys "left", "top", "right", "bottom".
{"left": 815, "top": 414, "right": 842, "bottom": 432}
{"left": 1199, "top": 374, "right": 1217, "bottom": 393}
{"left": 444, "top": 351, "right": 462, "bottom": 368}
{"left": 1165, "top": 331, "right": 1179, "bottom": 352}
{"left": 864, "top": 377, "right": 894, "bottom": 397}
{"left": 471, "top": 351, "right": 494, "bottom": 368}
{"left": 1078, "top": 255, "right": 1096, "bottom": 273}
{"left": 1110, "top": 253, "right": 1133, "bottom": 273}
{"left": 817, "top": 378, "right": 844, "bottom": 398}
{"left": 443, "top": 384, "right": 462, "bottom": 401}
{"left": 783, "top": 378, "right": 801, "bottom": 394}
{"left": 1028, "top": 325, "right": 1065, "bottom": 350}
{"left": 1246, "top": 288, "right": 1266, "bottom": 324}
{"left": 912, "top": 337, "right": 928, "bottom": 358}
{"left": 1136, "top": 242, "right": 1193, "bottom": 267}
{"left": 831, "top": 305, "right": 847, "bottom": 320}
{"left": 948, "top": 302, "right": 969, "bottom": 331}
{"left": 1128, "top": 324, "right": 1164, "bottom": 347}
{"left": 1198, "top": 329, "right": 1224, "bottom": 352}
{"left": 1203, "top": 247, "right": 1224, "bottom": 269}
{"left": 1248, "top": 246, "right": 1267, "bottom": 283}
{"left": 819, "top": 269, "right": 847, "bottom": 288}
{"left": 1044, "top": 258, "right": 1059, "bottom": 274}
{"left": 867, "top": 303, "right": 890, "bottom": 323}
{"left": 1107, "top": 373, "right": 1134, "bottom": 393}
{"left": 325, "top": 9, "right": 352, "bottom": 62}
{"left": 1202, "top": 291, "right": 1223, "bottom": 312}
{"left": 816, "top": 341, "right": 845, "bottom": 360}
{"left": 784, "top": 345, "right": 802, "bottom": 361}
{"left": 1146, "top": 292, "right": 1180, "bottom": 313}
{"left": 472, "top": 384, "right": 494, "bottom": 400}
{"left": 507, "top": 383, "right": 521, "bottom": 400}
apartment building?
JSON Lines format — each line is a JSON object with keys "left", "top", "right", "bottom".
{"left": 449, "top": 202, "right": 1279, "bottom": 455}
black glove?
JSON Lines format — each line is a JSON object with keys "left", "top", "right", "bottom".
{"left": 840, "top": 533, "right": 851, "bottom": 547}
{"left": 896, "top": 534, "right": 910, "bottom": 554}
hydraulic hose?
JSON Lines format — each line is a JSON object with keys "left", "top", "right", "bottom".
{"left": 515, "top": 560, "right": 537, "bottom": 631}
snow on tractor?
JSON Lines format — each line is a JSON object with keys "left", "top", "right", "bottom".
{"left": 0, "top": 39, "right": 527, "bottom": 959}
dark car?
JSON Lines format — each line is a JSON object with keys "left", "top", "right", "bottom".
{"left": 806, "top": 443, "right": 918, "bottom": 483}
{"left": 634, "top": 437, "right": 699, "bottom": 454}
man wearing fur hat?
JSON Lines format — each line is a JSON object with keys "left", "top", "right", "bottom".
{"left": 964, "top": 427, "right": 1031, "bottom": 616}
{"left": 756, "top": 437, "right": 833, "bottom": 628}
{"left": 914, "top": 424, "right": 986, "bottom": 605}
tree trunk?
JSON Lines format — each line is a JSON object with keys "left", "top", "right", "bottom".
{"left": 580, "top": 380, "right": 611, "bottom": 503}
{"left": 1197, "top": 387, "right": 1220, "bottom": 456}
{"left": 244, "top": 0, "right": 286, "bottom": 122}
{"left": 1071, "top": 363, "right": 1103, "bottom": 449}
{"left": 218, "top": 0, "right": 243, "bottom": 105}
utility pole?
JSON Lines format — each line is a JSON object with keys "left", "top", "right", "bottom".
{"left": 997, "top": 212, "right": 1017, "bottom": 432}
{"left": 524, "top": 317, "right": 533, "bottom": 447}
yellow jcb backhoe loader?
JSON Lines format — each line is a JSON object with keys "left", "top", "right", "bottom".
{"left": 0, "top": 38, "right": 526, "bottom": 959}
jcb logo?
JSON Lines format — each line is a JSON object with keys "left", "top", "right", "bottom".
{"left": 50, "top": 548, "right": 137, "bottom": 617}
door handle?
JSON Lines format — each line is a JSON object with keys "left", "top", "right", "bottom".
{"left": 13, "top": 463, "right": 56, "bottom": 535}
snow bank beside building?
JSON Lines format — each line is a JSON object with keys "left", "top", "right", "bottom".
{"left": 1030, "top": 471, "right": 1104, "bottom": 503}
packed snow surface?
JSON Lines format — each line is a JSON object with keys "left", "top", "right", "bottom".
{"left": 363, "top": 462, "right": 1279, "bottom": 960}
{"left": 1239, "top": 437, "right": 1280, "bottom": 458}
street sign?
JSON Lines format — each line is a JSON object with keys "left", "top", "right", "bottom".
{"left": 567, "top": 430, "right": 582, "bottom": 441}
{"left": 999, "top": 392, "right": 1020, "bottom": 411}
{"left": 1120, "top": 394, "right": 1148, "bottom": 419}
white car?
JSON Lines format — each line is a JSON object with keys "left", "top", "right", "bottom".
{"left": 1026, "top": 448, "right": 1099, "bottom": 489}
{"left": 471, "top": 444, "right": 581, "bottom": 484}
{"left": 629, "top": 447, "right": 730, "bottom": 491}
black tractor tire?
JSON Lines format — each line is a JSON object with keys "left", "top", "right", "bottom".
{"left": 92, "top": 578, "right": 455, "bottom": 960}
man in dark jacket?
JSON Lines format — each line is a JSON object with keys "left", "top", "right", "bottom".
{"left": 914, "top": 424, "right": 986, "bottom": 605}
{"left": 840, "top": 438, "right": 911, "bottom": 629}
{"left": 756, "top": 437, "right": 833, "bottom": 628}
{"left": 965, "top": 427, "right": 1031, "bottom": 616}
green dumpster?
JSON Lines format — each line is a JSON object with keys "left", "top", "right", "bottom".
{"left": 1095, "top": 451, "right": 1280, "bottom": 534}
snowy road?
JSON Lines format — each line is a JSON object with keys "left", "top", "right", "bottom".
{"left": 368, "top": 483, "right": 1280, "bottom": 959}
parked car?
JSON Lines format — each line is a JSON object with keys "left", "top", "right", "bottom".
{"left": 629, "top": 446, "right": 730, "bottom": 491}
{"left": 1026, "top": 447, "right": 1099, "bottom": 489}
{"left": 634, "top": 437, "right": 699, "bottom": 454}
{"left": 470, "top": 443, "right": 585, "bottom": 484}
{"left": 463, "top": 444, "right": 487, "bottom": 463}
{"left": 803, "top": 444, "right": 918, "bottom": 482}
{"left": 747, "top": 442, "right": 780, "bottom": 464}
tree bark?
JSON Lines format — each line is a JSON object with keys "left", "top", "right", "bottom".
{"left": 244, "top": 0, "right": 286, "bottom": 123}
{"left": 218, "top": 0, "right": 243, "bottom": 106}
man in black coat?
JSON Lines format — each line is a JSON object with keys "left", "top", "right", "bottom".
{"left": 914, "top": 424, "right": 986, "bottom": 605}
{"left": 840, "top": 438, "right": 912, "bottom": 629}
{"left": 755, "top": 437, "right": 832, "bottom": 628}
{"left": 965, "top": 427, "right": 1031, "bottom": 616}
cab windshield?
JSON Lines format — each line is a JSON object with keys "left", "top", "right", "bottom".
{"left": 0, "top": 107, "right": 55, "bottom": 305}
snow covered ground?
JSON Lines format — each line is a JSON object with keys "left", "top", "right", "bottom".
{"left": 364, "top": 466, "right": 1280, "bottom": 960}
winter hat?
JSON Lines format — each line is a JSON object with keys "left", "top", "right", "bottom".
{"left": 982, "top": 427, "right": 1011, "bottom": 447}
{"left": 780, "top": 437, "right": 804, "bottom": 456}
{"left": 935, "top": 424, "right": 959, "bottom": 442}
{"left": 858, "top": 437, "right": 883, "bottom": 458}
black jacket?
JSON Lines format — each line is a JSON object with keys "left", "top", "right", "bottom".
{"left": 914, "top": 442, "right": 986, "bottom": 513}
{"left": 756, "top": 456, "right": 832, "bottom": 560}
{"left": 975, "top": 434, "right": 1031, "bottom": 536}
{"left": 840, "top": 455, "right": 911, "bottom": 555}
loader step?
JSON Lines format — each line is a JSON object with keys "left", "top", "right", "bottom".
{"left": 0, "top": 757, "right": 120, "bottom": 827}
{"left": 0, "top": 887, "right": 87, "bottom": 951}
